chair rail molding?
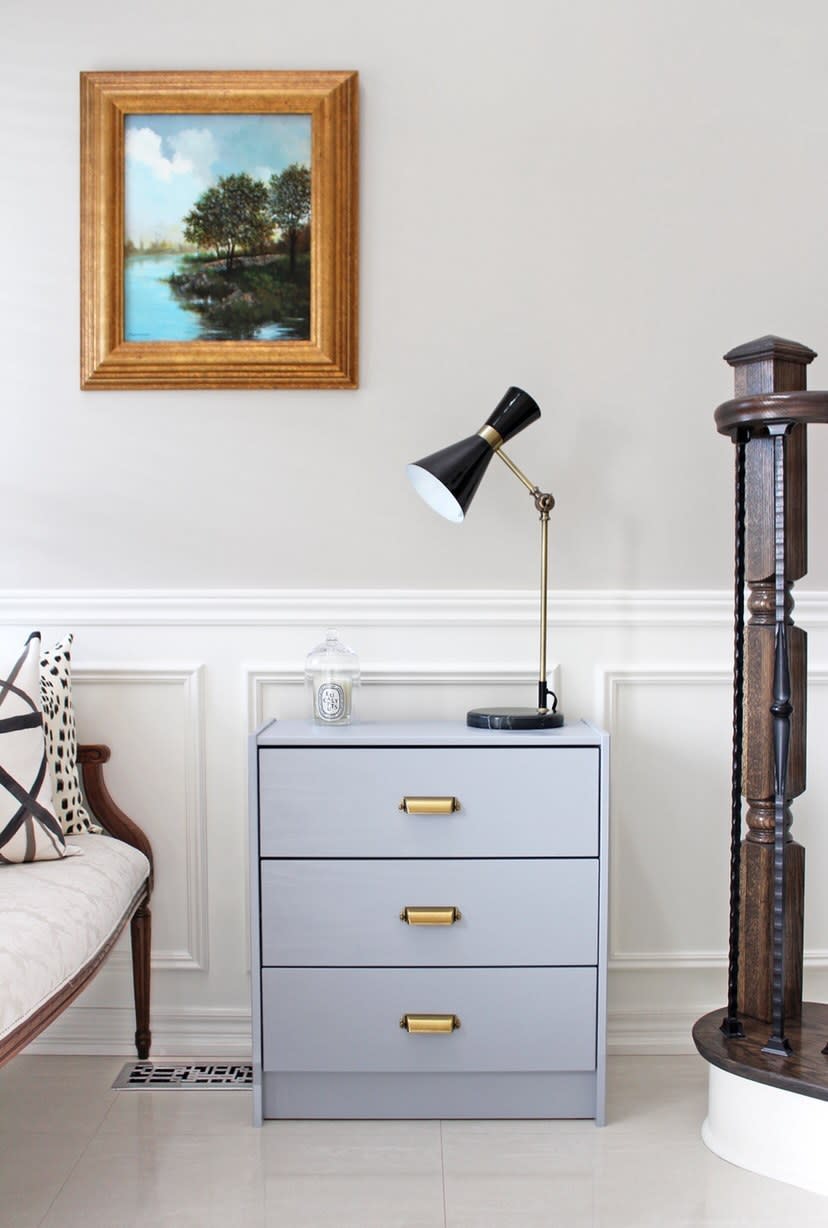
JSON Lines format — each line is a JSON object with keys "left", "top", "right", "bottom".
{"left": 6, "top": 587, "right": 828, "bottom": 628}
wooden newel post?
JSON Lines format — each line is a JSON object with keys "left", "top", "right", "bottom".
{"left": 724, "top": 336, "right": 813, "bottom": 1024}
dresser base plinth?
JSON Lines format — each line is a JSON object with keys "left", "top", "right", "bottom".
{"left": 261, "top": 1070, "right": 601, "bottom": 1122}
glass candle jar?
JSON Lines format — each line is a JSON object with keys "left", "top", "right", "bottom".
{"left": 304, "top": 629, "right": 360, "bottom": 725}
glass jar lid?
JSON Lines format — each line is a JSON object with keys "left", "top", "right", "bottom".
{"left": 304, "top": 629, "right": 360, "bottom": 680}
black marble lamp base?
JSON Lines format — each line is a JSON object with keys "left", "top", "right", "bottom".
{"left": 466, "top": 707, "right": 565, "bottom": 730}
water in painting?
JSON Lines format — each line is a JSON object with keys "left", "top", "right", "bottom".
{"left": 124, "top": 113, "right": 311, "bottom": 342}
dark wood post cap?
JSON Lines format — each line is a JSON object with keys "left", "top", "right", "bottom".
{"left": 720, "top": 336, "right": 818, "bottom": 410}
{"left": 724, "top": 336, "right": 816, "bottom": 368}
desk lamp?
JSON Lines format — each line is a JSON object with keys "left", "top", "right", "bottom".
{"left": 407, "top": 386, "right": 563, "bottom": 730}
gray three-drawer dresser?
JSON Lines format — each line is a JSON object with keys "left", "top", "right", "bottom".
{"left": 249, "top": 719, "right": 609, "bottom": 1125}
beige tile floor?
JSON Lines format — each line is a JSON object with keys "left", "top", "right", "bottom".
{"left": 1, "top": 1054, "right": 826, "bottom": 1227}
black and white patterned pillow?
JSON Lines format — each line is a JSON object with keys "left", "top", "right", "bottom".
{"left": 40, "top": 635, "right": 100, "bottom": 835}
{"left": 0, "top": 633, "right": 77, "bottom": 863}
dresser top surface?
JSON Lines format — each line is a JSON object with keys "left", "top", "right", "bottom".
{"left": 255, "top": 719, "right": 607, "bottom": 748}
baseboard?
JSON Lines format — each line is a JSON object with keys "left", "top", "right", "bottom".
{"left": 607, "top": 1009, "right": 707, "bottom": 1056}
{"left": 25, "top": 1005, "right": 703, "bottom": 1059}
{"left": 23, "top": 1007, "right": 252, "bottom": 1060}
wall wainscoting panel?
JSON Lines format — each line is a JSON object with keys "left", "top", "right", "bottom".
{"left": 73, "top": 666, "right": 208, "bottom": 974}
{"left": 598, "top": 665, "right": 733, "bottom": 966}
{"left": 5, "top": 589, "right": 827, "bottom": 1058}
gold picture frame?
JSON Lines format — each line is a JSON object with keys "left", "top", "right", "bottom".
{"left": 80, "top": 70, "right": 358, "bottom": 389}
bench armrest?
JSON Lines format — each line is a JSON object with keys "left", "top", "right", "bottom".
{"left": 78, "top": 745, "right": 154, "bottom": 886}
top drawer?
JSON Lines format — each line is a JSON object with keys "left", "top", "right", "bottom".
{"left": 258, "top": 747, "right": 599, "bottom": 858}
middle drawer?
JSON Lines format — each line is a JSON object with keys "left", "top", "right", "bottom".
{"left": 261, "top": 858, "right": 599, "bottom": 967}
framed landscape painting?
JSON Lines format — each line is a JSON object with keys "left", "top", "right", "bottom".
{"left": 81, "top": 71, "right": 358, "bottom": 389}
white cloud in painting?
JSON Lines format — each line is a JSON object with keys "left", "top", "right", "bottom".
{"left": 124, "top": 115, "right": 310, "bottom": 247}
{"left": 167, "top": 128, "right": 220, "bottom": 186}
{"left": 125, "top": 126, "right": 194, "bottom": 182}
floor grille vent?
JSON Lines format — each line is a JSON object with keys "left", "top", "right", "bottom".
{"left": 113, "top": 1061, "right": 253, "bottom": 1089}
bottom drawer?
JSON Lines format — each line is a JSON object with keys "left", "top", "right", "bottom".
{"left": 261, "top": 967, "right": 597, "bottom": 1074}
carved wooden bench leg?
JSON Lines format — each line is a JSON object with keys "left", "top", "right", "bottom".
{"left": 131, "top": 901, "right": 152, "bottom": 1060}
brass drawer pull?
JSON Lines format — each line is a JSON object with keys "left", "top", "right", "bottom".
{"left": 400, "top": 906, "right": 462, "bottom": 926}
{"left": 399, "top": 796, "right": 460, "bottom": 815}
{"left": 400, "top": 1013, "right": 461, "bottom": 1033}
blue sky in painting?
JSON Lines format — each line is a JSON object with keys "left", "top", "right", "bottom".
{"left": 124, "top": 113, "right": 311, "bottom": 246}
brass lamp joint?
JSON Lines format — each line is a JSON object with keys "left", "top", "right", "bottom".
{"left": 477, "top": 425, "right": 504, "bottom": 450}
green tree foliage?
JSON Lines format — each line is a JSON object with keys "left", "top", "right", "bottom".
{"left": 269, "top": 163, "right": 311, "bottom": 275}
{"left": 183, "top": 173, "right": 272, "bottom": 269}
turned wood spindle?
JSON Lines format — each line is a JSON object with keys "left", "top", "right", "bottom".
{"left": 723, "top": 336, "right": 812, "bottom": 1025}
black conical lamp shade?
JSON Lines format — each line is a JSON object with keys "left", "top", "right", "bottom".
{"left": 485, "top": 385, "right": 541, "bottom": 444}
{"left": 406, "top": 387, "right": 540, "bottom": 521}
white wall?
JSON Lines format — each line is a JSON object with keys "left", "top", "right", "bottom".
{"left": 3, "top": 0, "right": 828, "bottom": 1056}
{"left": 5, "top": 0, "right": 828, "bottom": 590}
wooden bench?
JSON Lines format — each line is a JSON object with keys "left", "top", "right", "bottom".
{"left": 0, "top": 745, "right": 153, "bottom": 1067}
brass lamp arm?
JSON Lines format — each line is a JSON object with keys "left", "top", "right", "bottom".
{"left": 494, "top": 447, "right": 538, "bottom": 495}
{"left": 494, "top": 448, "right": 557, "bottom": 715}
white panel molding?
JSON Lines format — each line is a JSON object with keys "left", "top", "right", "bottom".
{"left": 598, "top": 663, "right": 731, "bottom": 971}
{"left": 598, "top": 664, "right": 828, "bottom": 973}
{"left": 245, "top": 661, "right": 556, "bottom": 730}
{"left": 597, "top": 663, "right": 732, "bottom": 735}
{"left": 6, "top": 587, "right": 828, "bottom": 628}
{"left": 75, "top": 664, "right": 208, "bottom": 973}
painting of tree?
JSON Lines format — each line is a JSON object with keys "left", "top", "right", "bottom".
{"left": 123, "top": 114, "right": 312, "bottom": 342}
{"left": 269, "top": 164, "right": 311, "bottom": 275}
{"left": 183, "top": 174, "right": 273, "bottom": 270}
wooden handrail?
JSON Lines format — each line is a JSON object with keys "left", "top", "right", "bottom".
{"left": 715, "top": 390, "right": 828, "bottom": 435}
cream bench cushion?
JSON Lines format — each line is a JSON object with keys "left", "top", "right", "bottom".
{"left": 0, "top": 833, "right": 150, "bottom": 1044}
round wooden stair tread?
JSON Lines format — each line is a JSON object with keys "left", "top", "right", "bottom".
{"left": 693, "top": 1001, "right": 828, "bottom": 1102}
